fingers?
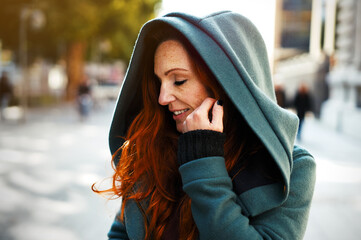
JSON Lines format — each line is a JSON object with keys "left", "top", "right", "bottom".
{"left": 195, "top": 98, "right": 217, "bottom": 117}
{"left": 182, "top": 98, "right": 223, "bottom": 133}
{"left": 210, "top": 100, "right": 224, "bottom": 132}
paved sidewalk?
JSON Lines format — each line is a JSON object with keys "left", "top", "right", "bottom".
{"left": 299, "top": 118, "right": 361, "bottom": 240}
{"left": 0, "top": 102, "right": 120, "bottom": 240}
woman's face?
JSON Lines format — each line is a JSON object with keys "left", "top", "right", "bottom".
{"left": 154, "top": 40, "right": 210, "bottom": 133}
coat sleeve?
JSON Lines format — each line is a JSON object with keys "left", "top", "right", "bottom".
{"left": 178, "top": 132, "right": 316, "bottom": 240}
{"left": 107, "top": 211, "right": 130, "bottom": 240}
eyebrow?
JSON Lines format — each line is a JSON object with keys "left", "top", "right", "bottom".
{"left": 164, "top": 68, "right": 188, "bottom": 76}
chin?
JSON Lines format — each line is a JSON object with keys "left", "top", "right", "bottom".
{"left": 176, "top": 127, "right": 182, "bottom": 133}
{"left": 176, "top": 124, "right": 183, "bottom": 133}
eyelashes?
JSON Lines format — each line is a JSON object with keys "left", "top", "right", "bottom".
{"left": 154, "top": 73, "right": 187, "bottom": 86}
{"left": 174, "top": 80, "right": 187, "bottom": 86}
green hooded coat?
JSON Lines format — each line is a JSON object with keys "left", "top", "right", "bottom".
{"left": 107, "top": 11, "right": 316, "bottom": 240}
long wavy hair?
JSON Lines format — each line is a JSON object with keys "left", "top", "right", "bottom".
{"left": 94, "top": 25, "right": 263, "bottom": 240}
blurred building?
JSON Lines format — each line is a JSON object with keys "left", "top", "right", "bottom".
{"left": 274, "top": 0, "right": 320, "bottom": 111}
{"left": 320, "top": 0, "right": 361, "bottom": 139}
{"left": 274, "top": 0, "right": 361, "bottom": 140}
{"left": 281, "top": 0, "right": 312, "bottom": 51}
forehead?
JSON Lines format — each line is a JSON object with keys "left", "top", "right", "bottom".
{"left": 155, "top": 40, "right": 186, "bottom": 57}
{"left": 154, "top": 40, "right": 193, "bottom": 73}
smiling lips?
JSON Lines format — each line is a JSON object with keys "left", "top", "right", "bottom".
{"left": 173, "top": 109, "right": 189, "bottom": 116}
{"left": 172, "top": 108, "right": 189, "bottom": 120}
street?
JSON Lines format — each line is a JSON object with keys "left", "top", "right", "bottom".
{"left": 0, "top": 102, "right": 120, "bottom": 240}
{"left": 300, "top": 117, "right": 361, "bottom": 240}
{"left": 0, "top": 102, "right": 361, "bottom": 240}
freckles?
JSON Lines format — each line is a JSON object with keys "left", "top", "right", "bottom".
{"left": 196, "top": 86, "right": 209, "bottom": 98}
{"left": 162, "top": 50, "right": 179, "bottom": 66}
{"left": 192, "top": 91, "right": 206, "bottom": 106}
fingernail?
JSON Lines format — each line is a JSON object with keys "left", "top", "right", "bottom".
{"left": 217, "top": 100, "right": 223, "bottom": 106}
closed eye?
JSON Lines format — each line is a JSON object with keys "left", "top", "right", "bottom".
{"left": 174, "top": 80, "right": 187, "bottom": 86}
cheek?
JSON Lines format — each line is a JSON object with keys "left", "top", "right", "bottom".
{"left": 191, "top": 86, "right": 210, "bottom": 107}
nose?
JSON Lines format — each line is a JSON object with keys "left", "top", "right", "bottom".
{"left": 158, "top": 84, "right": 176, "bottom": 106}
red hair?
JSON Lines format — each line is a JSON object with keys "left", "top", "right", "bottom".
{"left": 93, "top": 26, "right": 263, "bottom": 240}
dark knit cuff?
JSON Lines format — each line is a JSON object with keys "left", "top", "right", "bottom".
{"left": 177, "top": 130, "right": 226, "bottom": 165}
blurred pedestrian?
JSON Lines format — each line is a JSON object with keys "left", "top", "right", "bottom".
{"left": 94, "top": 11, "right": 316, "bottom": 240}
{"left": 313, "top": 53, "right": 330, "bottom": 118}
{"left": 275, "top": 83, "right": 287, "bottom": 108}
{"left": 294, "top": 83, "right": 312, "bottom": 140}
{"left": 0, "top": 71, "right": 13, "bottom": 120}
{"left": 77, "top": 81, "right": 92, "bottom": 120}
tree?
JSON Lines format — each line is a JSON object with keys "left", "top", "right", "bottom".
{"left": 0, "top": 0, "right": 161, "bottom": 100}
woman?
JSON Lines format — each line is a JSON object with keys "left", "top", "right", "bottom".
{"left": 94, "top": 11, "right": 316, "bottom": 240}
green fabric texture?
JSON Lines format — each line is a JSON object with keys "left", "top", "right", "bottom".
{"left": 107, "top": 11, "right": 316, "bottom": 240}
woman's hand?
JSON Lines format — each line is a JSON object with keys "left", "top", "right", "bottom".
{"left": 182, "top": 98, "right": 224, "bottom": 133}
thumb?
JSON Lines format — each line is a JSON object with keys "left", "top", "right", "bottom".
{"left": 211, "top": 100, "right": 224, "bottom": 132}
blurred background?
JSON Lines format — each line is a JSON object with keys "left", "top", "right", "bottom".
{"left": 0, "top": 0, "right": 360, "bottom": 239}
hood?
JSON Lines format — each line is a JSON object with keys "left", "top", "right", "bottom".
{"left": 109, "top": 11, "right": 299, "bottom": 190}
